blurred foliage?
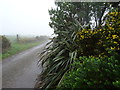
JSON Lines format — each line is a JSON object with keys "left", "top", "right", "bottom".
{"left": 0, "top": 35, "right": 11, "bottom": 53}
{"left": 18, "top": 37, "right": 37, "bottom": 43}
{"left": 57, "top": 54, "right": 120, "bottom": 89}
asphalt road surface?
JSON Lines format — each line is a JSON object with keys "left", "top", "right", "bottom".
{"left": 2, "top": 41, "right": 48, "bottom": 88}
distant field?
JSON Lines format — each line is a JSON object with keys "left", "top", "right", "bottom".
{"left": 1, "top": 35, "right": 48, "bottom": 60}
{"left": 5, "top": 35, "right": 37, "bottom": 43}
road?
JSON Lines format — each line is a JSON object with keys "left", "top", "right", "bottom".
{"left": 2, "top": 41, "right": 48, "bottom": 88}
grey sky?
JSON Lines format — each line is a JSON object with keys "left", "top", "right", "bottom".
{"left": 0, "top": 0, "right": 55, "bottom": 36}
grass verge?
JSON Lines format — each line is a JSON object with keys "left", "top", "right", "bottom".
{"left": 1, "top": 41, "right": 44, "bottom": 60}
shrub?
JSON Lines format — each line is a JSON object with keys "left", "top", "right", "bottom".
{"left": 57, "top": 55, "right": 120, "bottom": 89}
{"left": 76, "top": 11, "right": 120, "bottom": 57}
{"left": 1, "top": 36, "right": 11, "bottom": 53}
{"left": 36, "top": 9, "right": 120, "bottom": 89}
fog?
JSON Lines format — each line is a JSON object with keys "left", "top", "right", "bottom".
{"left": 0, "top": 0, "right": 55, "bottom": 36}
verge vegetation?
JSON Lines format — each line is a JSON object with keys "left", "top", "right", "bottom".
{"left": 0, "top": 35, "right": 48, "bottom": 60}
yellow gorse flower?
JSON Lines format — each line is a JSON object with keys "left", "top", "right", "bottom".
{"left": 113, "top": 41, "right": 118, "bottom": 44}
{"left": 106, "top": 37, "right": 109, "bottom": 39}
{"left": 112, "top": 35, "right": 118, "bottom": 39}
{"left": 108, "top": 12, "right": 119, "bottom": 16}
{"left": 81, "top": 35, "right": 84, "bottom": 39}
{"left": 109, "top": 27, "right": 114, "bottom": 30}
{"left": 111, "top": 47, "right": 115, "bottom": 50}
{"left": 99, "top": 29, "right": 102, "bottom": 31}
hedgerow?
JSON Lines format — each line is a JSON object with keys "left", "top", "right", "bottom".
{"left": 57, "top": 54, "right": 120, "bottom": 89}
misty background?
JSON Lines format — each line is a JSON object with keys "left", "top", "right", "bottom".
{"left": 0, "top": 0, "right": 55, "bottom": 36}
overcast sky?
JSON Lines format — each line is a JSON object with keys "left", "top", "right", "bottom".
{"left": 0, "top": 0, "right": 55, "bottom": 36}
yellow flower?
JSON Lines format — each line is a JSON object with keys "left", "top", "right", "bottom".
{"left": 106, "top": 37, "right": 109, "bottom": 39}
{"left": 90, "top": 31, "right": 93, "bottom": 33}
{"left": 99, "top": 29, "right": 102, "bottom": 31}
{"left": 113, "top": 41, "right": 118, "bottom": 44}
{"left": 81, "top": 35, "right": 84, "bottom": 39}
{"left": 112, "top": 35, "right": 118, "bottom": 39}
{"left": 85, "top": 31, "right": 88, "bottom": 33}
{"left": 108, "top": 12, "right": 119, "bottom": 16}
{"left": 111, "top": 47, "right": 115, "bottom": 50}
{"left": 109, "top": 27, "right": 114, "bottom": 30}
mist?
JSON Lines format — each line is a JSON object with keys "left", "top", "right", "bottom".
{"left": 0, "top": 0, "right": 55, "bottom": 36}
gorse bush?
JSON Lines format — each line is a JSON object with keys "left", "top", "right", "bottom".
{"left": 76, "top": 11, "right": 120, "bottom": 56}
{"left": 57, "top": 55, "right": 120, "bottom": 89}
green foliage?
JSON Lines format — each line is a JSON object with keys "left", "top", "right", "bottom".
{"left": 36, "top": 2, "right": 120, "bottom": 89}
{"left": 1, "top": 36, "right": 11, "bottom": 53}
{"left": 57, "top": 55, "right": 120, "bottom": 89}
{"left": 37, "top": 2, "right": 92, "bottom": 89}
